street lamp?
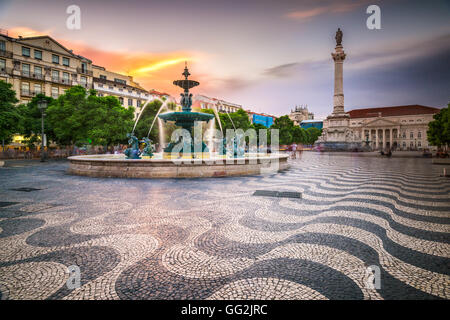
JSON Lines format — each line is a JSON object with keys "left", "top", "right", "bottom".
{"left": 37, "top": 98, "right": 48, "bottom": 162}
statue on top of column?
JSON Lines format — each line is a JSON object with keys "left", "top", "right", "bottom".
{"left": 335, "top": 28, "right": 343, "bottom": 46}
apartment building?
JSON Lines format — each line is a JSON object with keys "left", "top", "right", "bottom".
{"left": 0, "top": 32, "right": 93, "bottom": 103}
{"left": 192, "top": 94, "right": 242, "bottom": 113}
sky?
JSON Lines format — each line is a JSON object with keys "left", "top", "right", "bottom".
{"left": 0, "top": 0, "right": 449, "bottom": 118}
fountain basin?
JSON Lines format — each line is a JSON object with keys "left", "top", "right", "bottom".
{"left": 68, "top": 154, "right": 289, "bottom": 178}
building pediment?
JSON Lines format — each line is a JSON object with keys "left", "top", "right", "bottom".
{"left": 17, "top": 36, "right": 76, "bottom": 57}
{"left": 364, "top": 117, "right": 398, "bottom": 127}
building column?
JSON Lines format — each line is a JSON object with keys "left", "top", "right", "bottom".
{"left": 375, "top": 128, "right": 379, "bottom": 150}
{"left": 390, "top": 128, "right": 393, "bottom": 149}
{"left": 382, "top": 128, "right": 386, "bottom": 150}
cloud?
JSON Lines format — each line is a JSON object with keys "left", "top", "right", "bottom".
{"left": 347, "top": 34, "right": 450, "bottom": 70}
{"left": 286, "top": 0, "right": 376, "bottom": 20}
{"left": 262, "top": 63, "right": 299, "bottom": 78}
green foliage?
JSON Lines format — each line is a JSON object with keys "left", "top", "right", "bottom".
{"left": 16, "top": 94, "right": 55, "bottom": 148}
{"left": 46, "top": 86, "right": 134, "bottom": 146}
{"left": 270, "top": 115, "right": 294, "bottom": 145}
{"left": 427, "top": 105, "right": 450, "bottom": 147}
{"left": 0, "top": 80, "right": 21, "bottom": 144}
{"left": 305, "top": 127, "right": 322, "bottom": 144}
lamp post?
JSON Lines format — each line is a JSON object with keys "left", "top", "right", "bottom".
{"left": 37, "top": 99, "right": 48, "bottom": 162}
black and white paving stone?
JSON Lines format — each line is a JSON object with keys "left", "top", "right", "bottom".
{"left": 0, "top": 153, "right": 448, "bottom": 300}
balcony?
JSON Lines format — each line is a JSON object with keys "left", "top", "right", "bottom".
{"left": 0, "top": 50, "right": 13, "bottom": 59}
{"left": 0, "top": 66, "right": 12, "bottom": 75}
{"left": 76, "top": 67, "right": 93, "bottom": 76}
{"left": 21, "top": 71, "right": 45, "bottom": 80}
{"left": 51, "top": 77, "right": 73, "bottom": 86}
{"left": 21, "top": 90, "right": 40, "bottom": 97}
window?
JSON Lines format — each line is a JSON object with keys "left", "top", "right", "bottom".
{"left": 52, "top": 54, "right": 59, "bottom": 64}
{"left": 108, "top": 86, "right": 113, "bottom": 90}
{"left": 34, "top": 66, "right": 42, "bottom": 77}
{"left": 410, "top": 142, "right": 414, "bottom": 148}
{"left": 418, "top": 141, "right": 422, "bottom": 147}
{"left": 80, "top": 76, "right": 87, "bottom": 86}
{"left": 62, "top": 72, "right": 70, "bottom": 83}
{"left": 0, "top": 59, "right": 5, "bottom": 70}
{"left": 137, "top": 100, "right": 141, "bottom": 108}
{"left": 402, "top": 142, "right": 406, "bottom": 148}
{"left": 81, "top": 62, "right": 87, "bottom": 72}
{"left": 34, "top": 83, "right": 42, "bottom": 94}
{"left": 0, "top": 40, "right": 5, "bottom": 51}
{"left": 22, "top": 63, "right": 30, "bottom": 76}
{"left": 410, "top": 132, "right": 414, "bottom": 139}
{"left": 114, "top": 78, "right": 126, "bottom": 85}
{"left": 21, "top": 82, "right": 30, "bottom": 94}
{"left": 119, "top": 97, "right": 124, "bottom": 105}
{"left": 34, "top": 50, "right": 42, "bottom": 60}
{"left": 402, "top": 132, "right": 406, "bottom": 139}
{"left": 98, "top": 83, "right": 103, "bottom": 88}
{"left": 51, "top": 87, "right": 59, "bottom": 98}
{"left": 52, "top": 70, "right": 59, "bottom": 81}
{"left": 22, "top": 47, "right": 30, "bottom": 57}
{"left": 128, "top": 99, "right": 133, "bottom": 106}
{"left": 62, "top": 57, "right": 69, "bottom": 66}
{"left": 100, "top": 75, "right": 107, "bottom": 80}
{"left": 418, "top": 131, "right": 422, "bottom": 138}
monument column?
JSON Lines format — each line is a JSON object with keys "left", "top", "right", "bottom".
{"left": 331, "top": 28, "right": 346, "bottom": 115}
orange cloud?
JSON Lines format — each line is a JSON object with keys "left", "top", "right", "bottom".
{"left": 8, "top": 26, "right": 53, "bottom": 38}
{"left": 7, "top": 26, "right": 218, "bottom": 97}
{"left": 56, "top": 40, "right": 203, "bottom": 96}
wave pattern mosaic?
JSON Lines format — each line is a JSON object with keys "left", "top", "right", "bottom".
{"left": 0, "top": 153, "right": 449, "bottom": 300}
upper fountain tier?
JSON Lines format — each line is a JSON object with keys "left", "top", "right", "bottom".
{"left": 158, "top": 63, "right": 214, "bottom": 129}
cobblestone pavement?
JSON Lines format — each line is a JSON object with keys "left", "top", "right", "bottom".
{"left": 0, "top": 153, "right": 449, "bottom": 300}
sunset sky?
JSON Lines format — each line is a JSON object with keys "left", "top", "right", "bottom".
{"left": 0, "top": 0, "right": 449, "bottom": 118}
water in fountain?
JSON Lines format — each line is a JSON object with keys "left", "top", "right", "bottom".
{"left": 158, "top": 117, "right": 165, "bottom": 152}
{"left": 217, "top": 101, "right": 236, "bottom": 130}
{"left": 211, "top": 104, "right": 223, "bottom": 135}
{"left": 132, "top": 97, "right": 154, "bottom": 134}
{"left": 147, "top": 99, "right": 169, "bottom": 138}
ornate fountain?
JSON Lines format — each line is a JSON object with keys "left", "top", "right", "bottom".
{"left": 68, "top": 63, "right": 289, "bottom": 178}
{"left": 158, "top": 63, "right": 214, "bottom": 158}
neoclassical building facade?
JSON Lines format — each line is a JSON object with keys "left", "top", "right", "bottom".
{"left": 345, "top": 105, "right": 440, "bottom": 151}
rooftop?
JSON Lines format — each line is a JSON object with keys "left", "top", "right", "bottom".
{"left": 347, "top": 105, "right": 441, "bottom": 119}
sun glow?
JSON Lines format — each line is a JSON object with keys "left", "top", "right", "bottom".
{"left": 130, "top": 58, "right": 191, "bottom": 75}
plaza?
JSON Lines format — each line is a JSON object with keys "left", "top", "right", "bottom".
{"left": 0, "top": 152, "right": 448, "bottom": 300}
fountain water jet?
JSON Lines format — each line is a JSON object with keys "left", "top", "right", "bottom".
{"left": 132, "top": 97, "right": 154, "bottom": 135}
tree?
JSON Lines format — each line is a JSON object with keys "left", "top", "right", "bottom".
{"left": 271, "top": 115, "right": 294, "bottom": 145}
{"left": 84, "top": 95, "right": 135, "bottom": 147}
{"left": 305, "top": 127, "right": 322, "bottom": 145}
{"left": 0, "top": 80, "right": 21, "bottom": 148}
{"left": 292, "top": 126, "right": 306, "bottom": 144}
{"left": 427, "top": 105, "right": 450, "bottom": 149}
{"left": 46, "top": 86, "right": 134, "bottom": 147}
{"left": 16, "top": 94, "right": 54, "bottom": 149}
